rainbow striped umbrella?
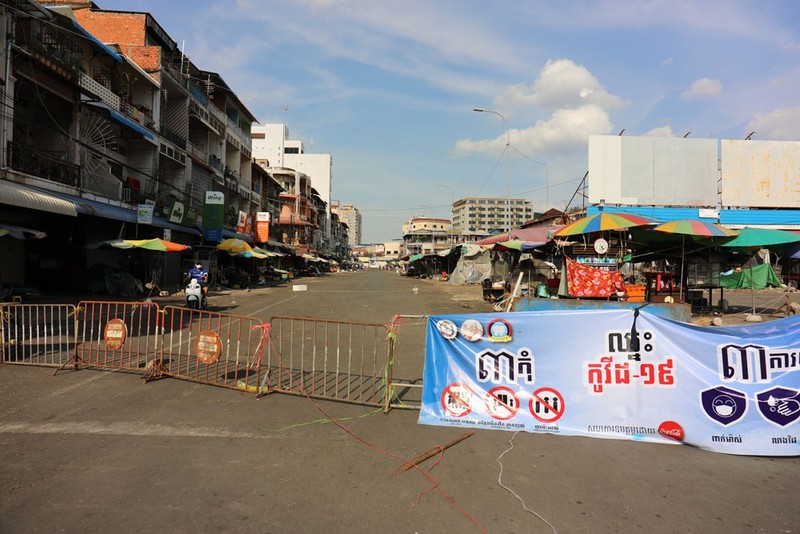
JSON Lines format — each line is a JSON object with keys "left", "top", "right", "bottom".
{"left": 120, "top": 238, "right": 191, "bottom": 252}
{"left": 554, "top": 211, "right": 656, "bottom": 236}
{"left": 653, "top": 219, "right": 738, "bottom": 238}
{"left": 86, "top": 238, "right": 190, "bottom": 252}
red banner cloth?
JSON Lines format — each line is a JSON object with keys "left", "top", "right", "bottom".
{"left": 566, "top": 257, "right": 625, "bottom": 298}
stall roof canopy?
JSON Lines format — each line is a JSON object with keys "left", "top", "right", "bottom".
{"left": 475, "top": 225, "right": 561, "bottom": 246}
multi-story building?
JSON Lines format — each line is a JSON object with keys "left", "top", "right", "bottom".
{"left": 332, "top": 203, "right": 362, "bottom": 246}
{"left": 451, "top": 197, "right": 533, "bottom": 236}
{"left": 252, "top": 123, "right": 333, "bottom": 250}
{"left": 265, "top": 167, "right": 319, "bottom": 253}
{"left": 0, "top": 1, "right": 262, "bottom": 290}
{"left": 402, "top": 216, "right": 452, "bottom": 256}
{"left": 69, "top": 3, "right": 257, "bottom": 234}
{"left": 329, "top": 210, "right": 349, "bottom": 258}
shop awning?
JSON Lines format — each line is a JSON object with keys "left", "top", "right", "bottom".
{"left": 39, "top": 188, "right": 200, "bottom": 236}
{"left": 221, "top": 228, "right": 253, "bottom": 243}
{"left": 0, "top": 180, "right": 79, "bottom": 216}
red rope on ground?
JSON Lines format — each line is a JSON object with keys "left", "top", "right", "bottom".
{"left": 266, "top": 333, "right": 486, "bottom": 533}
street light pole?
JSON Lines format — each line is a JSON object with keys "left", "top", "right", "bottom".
{"left": 434, "top": 183, "right": 454, "bottom": 207}
{"left": 473, "top": 108, "right": 511, "bottom": 237}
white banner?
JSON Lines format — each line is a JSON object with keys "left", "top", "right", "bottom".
{"left": 420, "top": 309, "right": 800, "bottom": 456}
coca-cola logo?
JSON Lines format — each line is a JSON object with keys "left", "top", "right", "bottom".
{"left": 658, "top": 420, "right": 684, "bottom": 441}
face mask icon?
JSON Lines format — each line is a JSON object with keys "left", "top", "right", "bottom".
{"left": 712, "top": 395, "right": 737, "bottom": 417}
{"left": 701, "top": 386, "right": 747, "bottom": 426}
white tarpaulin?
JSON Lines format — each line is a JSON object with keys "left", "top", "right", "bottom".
{"left": 447, "top": 245, "right": 492, "bottom": 285}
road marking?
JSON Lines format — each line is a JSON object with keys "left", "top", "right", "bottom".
{"left": 252, "top": 295, "right": 301, "bottom": 316}
{"left": 0, "top": 421, "right": 275, "bottom": 439}
{"left": 48, "top": 372, "right": 107, "bottom": 398}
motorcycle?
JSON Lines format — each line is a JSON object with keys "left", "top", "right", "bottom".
{"left": 185, "top": 278, "right": 207, "bottom": 309}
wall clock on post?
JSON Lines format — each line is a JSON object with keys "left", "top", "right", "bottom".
{"left": 594, "top": 238, "right": 609, "bottom": 254}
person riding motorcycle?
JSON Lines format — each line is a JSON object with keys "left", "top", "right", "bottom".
{"left": 186, "top": 261, "right": 209, "bottom": 296}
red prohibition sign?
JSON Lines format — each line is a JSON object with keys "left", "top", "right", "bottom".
{"left": 485, "top": 386, "right": 520, "bottom": 421}
{"left": 529, "top": 387, "right": 565, "bottom": 423}
{"left": 441, "top": 383, "right": 473, "bottom": 417}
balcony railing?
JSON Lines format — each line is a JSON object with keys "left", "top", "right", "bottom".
{"left": 10, "top": 143, "right": 79, "bottom": 187}
{"left": 79, "top": 72, "right": 120, "bottom": 109}
{"left": 208, "top": 154, "right": 224, "bottom": 173}
{"left": 119, "top": 99, "right": 156, "bottom": 130}
{"left": 26, "top": 27, "right": 84, "bottom": 81}
{"left": 187, "top": 141, "right": 208, "bottom": 161}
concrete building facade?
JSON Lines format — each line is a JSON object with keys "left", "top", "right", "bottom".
{"left": 402, "top": 216, "right": 452, "bottom": 256}
{"left": 332, "top": 203, "right": 362, "bottom": 246}
{"left": 451, "top": 197, "right": 533, "bottom": 235}
{"left": 252, "top": 123, "right": 333, "bottom": 247}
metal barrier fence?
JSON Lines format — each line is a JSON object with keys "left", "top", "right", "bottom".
{"left": 73, "top": 300, "right": 162, "bottom": 373}
{"left": 1, "top": 303, "right": 77, "bottom": 368}
{"left": 2, "top": 301, "right": 429, "bottom": 413}
{"left": 155, "top": 305, "right": 269, "bottom": 392}
{"left": 262, "top": 316, "right": 394, "bottom": 408}
{"left": 381, "top": 315, "right": 427, "bottom": 412}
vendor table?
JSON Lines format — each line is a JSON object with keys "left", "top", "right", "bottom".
{"left": 687, "top": 285, "right": 724, "bottom": 313}
{"left": 644, "top": 272, "right": 674, "bottom": 302}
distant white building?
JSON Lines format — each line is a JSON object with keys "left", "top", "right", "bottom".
{"left": 383, "top": 241, "right": 402, "bottom": 261}
{"left": 451, "top": 197, "right": 533, "bottom": 235}
{"left": 252, "top": 123, "right": 333, "bottom": 245}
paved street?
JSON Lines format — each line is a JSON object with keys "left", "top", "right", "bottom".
{"left": 1, "top": 271, "right": 798, "bottom": 533}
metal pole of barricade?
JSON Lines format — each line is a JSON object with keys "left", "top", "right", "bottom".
{"left": 383, "top": 314, "right": 427, "bottom": 413}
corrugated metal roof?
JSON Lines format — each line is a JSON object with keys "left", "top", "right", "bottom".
{"left": 586, "top": 205, "right": 800, "bottom": 230}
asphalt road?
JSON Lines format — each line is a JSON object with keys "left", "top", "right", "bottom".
{"left": 1, "top": 271, "right": 798, "bottom": 533}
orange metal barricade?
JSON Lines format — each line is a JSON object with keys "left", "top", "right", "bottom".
{"left": 3, "top": 299, "right": 426, "bottom": 411}
{"left": 155, "top": 306, "right": 268, "bottom": 392}
{"left": 1, "top": 303, "right": 77, "bottom": 368}
{"left": 73, "top": 300, "right": 162, "bottom": 373}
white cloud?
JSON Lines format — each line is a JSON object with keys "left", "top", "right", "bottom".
{"left": 680, "top": 78, "right": 723, "bottom": 99}
{"left": 457, "top": 60, "right": 619, "bottom": 157}
{"left": 456, "top": 104, "right": 613, "bottom": 155}
{"left": 661, "top": 57, "right": 674, "bottom": 66}
{"left": 746, "top": 107, "right": 800, "bottom": 140}
{"left": 497, "top": 59, "right": 626, "bottom": 112}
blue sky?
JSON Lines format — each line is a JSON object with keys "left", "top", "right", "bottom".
{"left": 93, "top": 0, "right": 800, "bottom": 243}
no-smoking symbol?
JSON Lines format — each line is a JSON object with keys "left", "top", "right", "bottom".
{"left": 529, "top": 387, "right": 565, "bottom": 423}
{"left": 441, "top": 383, "right": 473, "bottom": 417}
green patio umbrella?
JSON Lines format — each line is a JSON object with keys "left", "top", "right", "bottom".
{"left": 719, "top": 227, "right": 800, "bottom": 250}
{"left": 652, "top": 220, "right": 738, "bottom": 301}
{"left": 720, "top": 227, "right": 800, "bottom": 318}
